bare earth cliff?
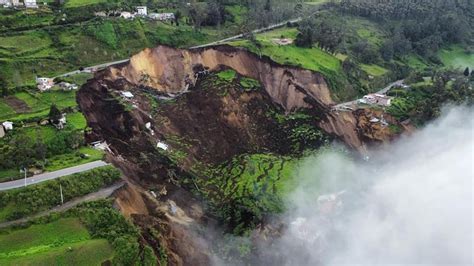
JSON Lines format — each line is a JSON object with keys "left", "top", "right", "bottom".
{"left": 77, "top": 45, "right": 403, "bottom": 265}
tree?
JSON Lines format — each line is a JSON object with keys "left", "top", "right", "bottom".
{"left": 380, "top": 40, "right": 394, "bottom": 61}
{"left": 464, "top": 67, "right": 470, "bottom": 77}
{"left": 48, "top": 104, "right": 62, "bottom": 124}
{"left": 174, "top": 10, "right": 182, "bottom": 26}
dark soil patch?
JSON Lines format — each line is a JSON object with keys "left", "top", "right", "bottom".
{"left": 4, "top": 96, "right": 30, "bottom": 113}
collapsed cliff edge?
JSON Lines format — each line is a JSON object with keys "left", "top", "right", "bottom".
{"left": 77, "top": 44, "right": 405, "bottom": 265}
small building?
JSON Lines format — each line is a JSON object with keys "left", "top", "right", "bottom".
{"left": 121, "top": 91, "right": 134, "bottom": 98}
{"left": 58, "top": 82, "right": 78, "bottom": 91}
{"left": 157, "top": 141, "right": 169, "bottom": 151}
{"left": 362, "top": 94, "right": 392, "bottom": 107}
{"left": 148, "top": 13, "right": 175, "bottom": 21}
{"left": 36, "top": 77, "right": 55, "bottom": 91}
{"left": 0, "top": 126, "right": 5, "bottom": 138}
{"left": 94, "top": 11, "right": 107, "bottom": 17}
{"left": 136, "top": 6, "right": 147, "bottom": 16}
{"left": 2, "top": 121, "right": 13, "bottom": 131}
{"left": 24, "top": 0, "right": 38, "bottom": 8}
{"left": 120, "top": 11, "right": 135, "bottom": 19}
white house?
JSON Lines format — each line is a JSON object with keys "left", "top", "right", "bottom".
{"left": 36, "top": 77, "right": 55, "bottom": 91}
{"left": 361, "top": 94, "right": 392, "bottom": 107}
{"left": 157, "top": 141, "right": 169, "bottom": 151}
{"left": 0, "top": 126, "right": 5, "bottom": 138}
{"left": 149, "top": 13, "right": 175, "bottom": 21}
{"left": 136, "top": 6, "right": 147, "bottom": 16}
{"left": 2, "top": 121, "right": 13, "bottom": 131}
{"left": 58, "top": 82, "right": 78, "bottom": 91}
{"left": 121, "top": 91, "right": 134, "bottom": 98}
{"left": 120, "top": 12, "right": 135, "bottom": 19}
{"left": 24, "top": 0, "right": 38, "bottom": 8}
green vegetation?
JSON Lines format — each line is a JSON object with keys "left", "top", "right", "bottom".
{"left": 198, "top": 153, "right": 299, "bottom": 233}
{"left": 0, "top": 218, "right": 114, "bottom": 266}
{"left": 387, "top": 71, "right": 473, "bottom": 124}
{"left": 0, "top": 166, "right": 120, "bottom": 222}
{"left": 0, "top": 90, "right": 77, "bottom": 122}
{"left": 438, "top": 45, "right": 474, "bottom": 70}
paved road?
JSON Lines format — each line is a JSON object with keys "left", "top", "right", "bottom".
{"left": 0, "top": 161, "right": 108, "bottom": 191}
{"left": 0, "top": 181, "right": 125, "bottom": 229}
{"left": 190, "top": 17, "right": 303, "bottom": 49}
{"left": 333, "top": 79, "right": 404, "bottom": 110}
{"left": 55, "top": 59, "right": 130, "bottom": 78}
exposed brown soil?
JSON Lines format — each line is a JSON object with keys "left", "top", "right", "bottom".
{"left": 4, "top": 96, "right": 30, "bottom": 113}
{"left": 78, "top": 44, "right": 406, "bottom": 264}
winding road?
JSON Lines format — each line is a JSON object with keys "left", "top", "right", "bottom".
{"left": 333, "top": 79, "right": 404, "bottom": 111}
{"left": 0, "top": 161, "right": 108, "bottom": 191}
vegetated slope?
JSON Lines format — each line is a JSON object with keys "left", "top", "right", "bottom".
{"left": 77, "top": 44, "right": 405, "bottom": 264}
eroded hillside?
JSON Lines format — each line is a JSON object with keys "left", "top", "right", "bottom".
{"left": 77, "top": 44, "right": 404, "bottom": 264}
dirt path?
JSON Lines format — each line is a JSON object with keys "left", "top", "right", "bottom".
{"left": 0, "top": 181, "right": 125, "bottom": 229}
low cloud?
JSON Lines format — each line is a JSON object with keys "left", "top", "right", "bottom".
{"left": 275, "top": 106, "right": 473, "bottom": 265}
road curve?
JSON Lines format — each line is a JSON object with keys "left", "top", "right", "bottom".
{"left": 0, "top": 161, "right": 109, "bottom": 191}
{"left": 0, "top": 181, "right": 125, "bottom": 229}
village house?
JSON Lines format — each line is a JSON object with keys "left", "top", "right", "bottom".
{"left": 36, "top": 77, "right": 55, "bottom": 91}
{"left": 149, "top": 13, "right": 175, "bottom": 21}
{"left": 1, "top": 0, "right": 21, "bottom": 8}
{"left": 120, "top": 11, "right": 135, "bottom": 19}
{"left": 58, "top": 82, "right": 78, "bottom": 91}
{"left": 24, "top": 0, "right": 37, "bottom": 8}
{"left": 360, "top": 93, "right": 392, "bottom": 106}
{"left": 0, "top": 125, "right": 5, "bottom": 138}
{"left": 136, "top": 6, "right": 147, "bottom": 16}
{"left": 2, "top": 121, "right": 13, "bottom": 131}
{"left": 121, "top": 91, "right": 134, "bottom": 98}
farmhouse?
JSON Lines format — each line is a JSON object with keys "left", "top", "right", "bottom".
{"left": 360, "top": 93, "right": 392, "bottom": 106}
{"left": 120, "top": 12, "right": 135, "bottom": 19}
{"left": 36, "top": 77, "right": 55, "bottom": 91}
{"left": 149, "top": 13, "right": 175, "bottom": 21}
{"left": 2, "top": 121, "right": 13, "bottom": 131}
{"left": 24, "top": 0, "right": 37, "bottom": 8}
{"left": 136, "top": 6, "right": 147, "bottom": 16}
{"left": 121, "top": 91, "right": 134, "bottom": 98}
{"left": 58, "top": 82, "right": 78, "bottom": 91}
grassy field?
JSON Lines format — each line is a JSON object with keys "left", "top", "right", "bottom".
{"left": 0, "top": 218, "right": 113, "bottom": 265}
{"left": 438, "top": 45, "right": 474, "bottom": 70}
{"left": 361, "top": 63, "right": 388, "bottom": 76}
{"left": 230, "top": 27, "right": 342, "bottom": 74}
{"left": 65, "top": 0, "right": 108, "bottom": 8}
{"left": 0, "top": 90, "right": 77, "bottom": 122}
{"left": 45, "top": 147, "right": 104, "bottom": 172}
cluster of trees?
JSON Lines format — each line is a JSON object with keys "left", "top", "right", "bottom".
{"left": 0, "top": 166, "right": 121, "bottom": 221}
{"left": 71, "top": 200, "right": 157, "bottom": 266}
{"left": 387, "top": 71, "right": 474, "bottom": 124}
{"left": 339, "top": 0, "right": 473, "bottom": 59}
{"left": 0, "top": 124, "right": 84, "bottom": 174}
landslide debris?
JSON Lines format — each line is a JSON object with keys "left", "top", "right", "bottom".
{"left": 78, "top": 44, "right": 405, "bottom": 265}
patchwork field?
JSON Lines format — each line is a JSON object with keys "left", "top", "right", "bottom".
{"left": 0, "top": 218, "right": 113, "bottom": 266}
